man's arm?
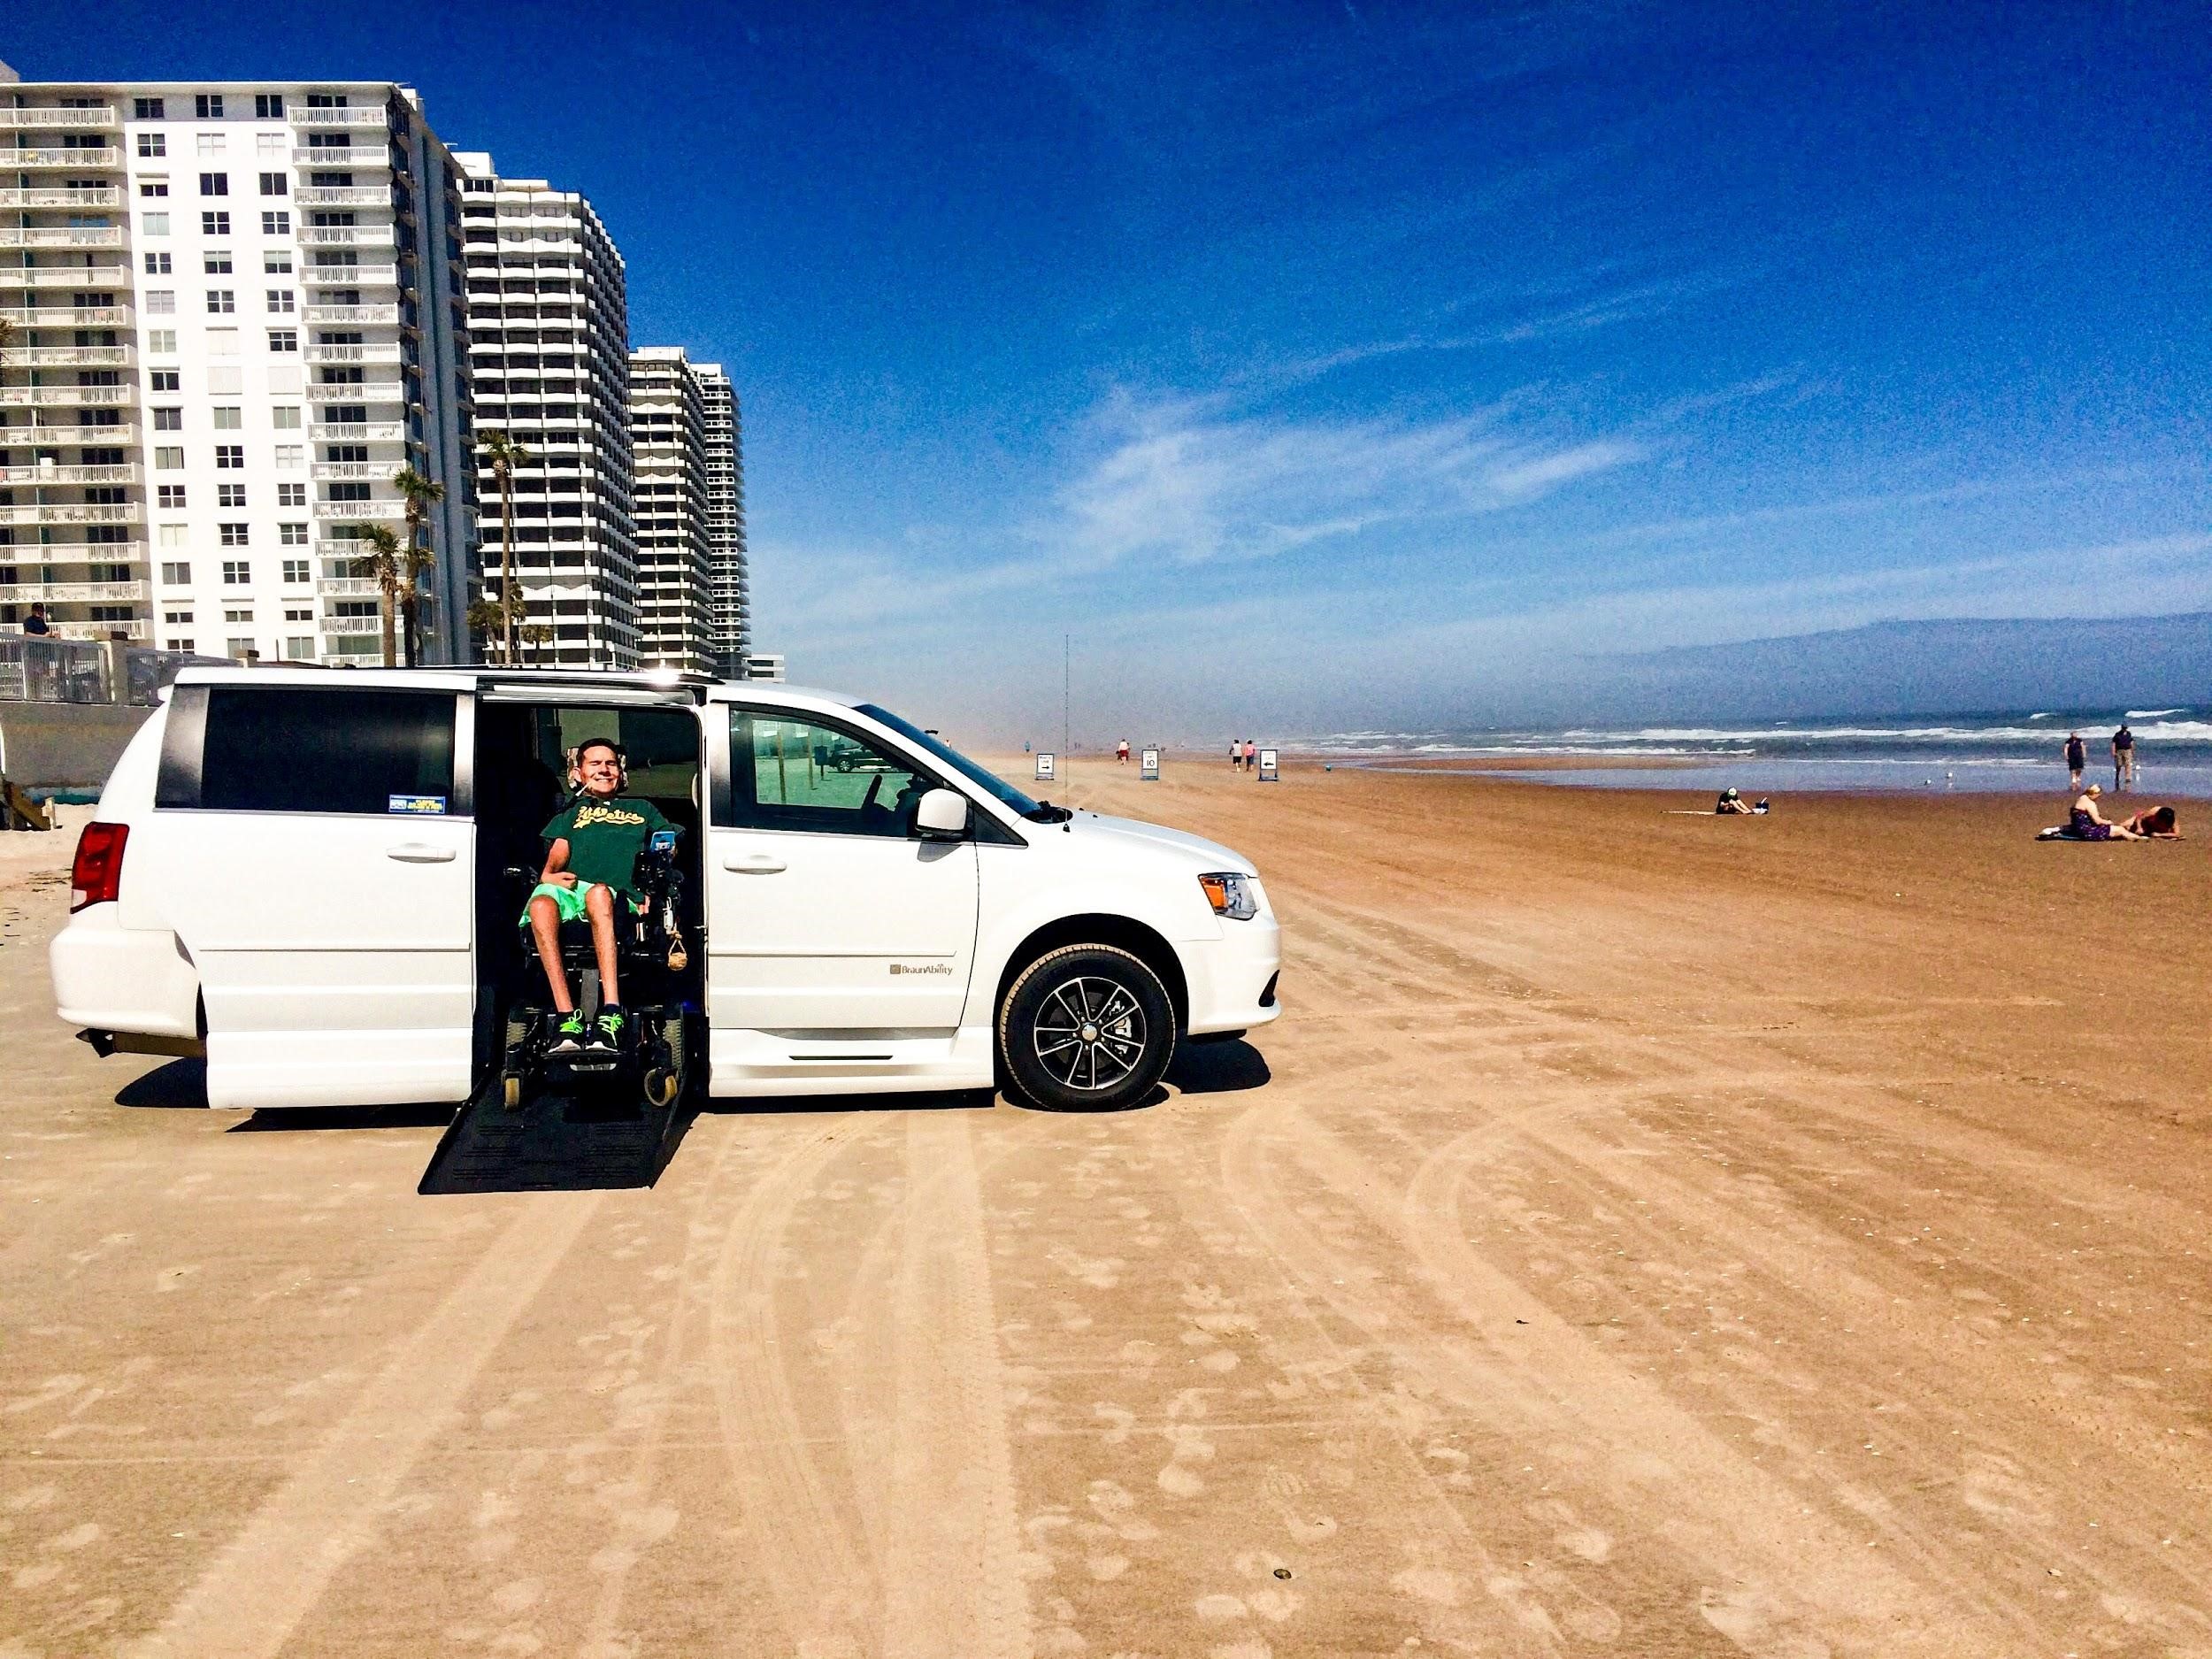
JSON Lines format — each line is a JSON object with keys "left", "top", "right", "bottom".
{"left": 541, "top": 836, "right": 576, "bottom": 887}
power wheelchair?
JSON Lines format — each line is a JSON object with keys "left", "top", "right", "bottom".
{"left": 499, "top": 828, "right": 693, "bottom": 1111}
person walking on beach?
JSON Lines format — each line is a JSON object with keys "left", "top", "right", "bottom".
{"left": 2112, "top": 723, "right": 2136, "bottom": 791}
{"left": 1243, "top": 739, "right": 1258, "bottom": 774}
{"left": 1229, "top": 739, "right": 1242, "bottom": 772}
{"left": 2064, "top": 731, "right": 2086, "bottom": 791}
{"left": 1118, "top": 739, "right": 1130, "bottom": 765}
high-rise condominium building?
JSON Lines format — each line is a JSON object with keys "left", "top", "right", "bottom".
{"left": 454, "top": 152, "right": 635, "bottom": 668}
{"left": 626, "top": 346, "right": 720, "bottom": 674}
{"left": 695, "top": 364, "right": 748, "bottom": 675}
{"left": 0, "top": 78, "right": 476, "bottom": 662}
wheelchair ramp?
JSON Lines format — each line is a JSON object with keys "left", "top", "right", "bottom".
{"left": 419, "top": 1078, "right": 687, "bottom": 1195}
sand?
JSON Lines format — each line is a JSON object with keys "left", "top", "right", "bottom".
{"left": 2, "top": 763, "right": 2208, "bottom": 1656}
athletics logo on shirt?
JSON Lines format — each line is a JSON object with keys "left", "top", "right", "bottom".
{"left": 572, "top": 802, "right": 649, "bottom": 829}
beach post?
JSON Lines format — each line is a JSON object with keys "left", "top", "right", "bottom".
{"left": 1141, "top": 747, "right": 1160, "bottom": 780}
{"left": 1035, "top": 752, "right": 1056, "bottom": 782}
{"left": 1258, "top": 747, "right": 1280, "bottom": 782}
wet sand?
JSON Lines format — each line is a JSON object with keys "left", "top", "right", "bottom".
{"left": 3, "top": 764, "right": 2208, "bottom": 1656}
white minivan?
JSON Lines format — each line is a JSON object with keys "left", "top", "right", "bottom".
{"left": 51, "top": 666, "right": 1279, "bottom": 1113}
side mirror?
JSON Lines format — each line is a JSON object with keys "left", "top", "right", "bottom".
{"left": 914, "top": 787, "right": 970, "bottom": 840}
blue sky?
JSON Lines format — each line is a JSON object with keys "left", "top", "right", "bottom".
{"left": 14, "top": 3, "right": 2208, "bottom": 736}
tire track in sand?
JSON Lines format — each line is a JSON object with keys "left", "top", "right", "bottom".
{"left": 125, "top": 1193, "right": 604, "bottom": 1659}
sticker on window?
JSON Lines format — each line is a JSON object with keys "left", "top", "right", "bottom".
{"left": 388, "top": 793, "right": 448, "bottom": 815}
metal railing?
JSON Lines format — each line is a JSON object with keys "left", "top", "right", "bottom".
{"left": 296, "top": 187, "right": 387, "bottom": 207}
{"left": 47, "top": 618, "right": 150, "bottom": 643}
{"left": 0, "top": 385, "right": 133, "bottom": 407}
{"left": 0, "top": 502, "right": 138, "bottom": 526}
{"left": 6, "top": 424, "right": 136, "bottom": 446}
{"left": 311, "top": 460, "right": 380, "bottom": 480}
{"left": 303, "top": 303, "right": 403, "bottom": 325}
{"left": 0, "top": 107, "right": 118, "bottom": 129}
{"left": 11, "top": 265, "right": 129, "bottom": 288}
{"left": 0, "top": 580, "right": 149, "bottom": 604}
{"left": 303, "top": 263, "right": 398, "bottom": 286}
{"left": 316, "top": 576, "right": 383, "bottom": 597}
{"left": 293, "top": 147, "right": 389, "bottom": 166}
{"left": 306, "top": 380, "right": 405, "bottom": 403}
{"left": 305, "top": 342, "right": 405, "bottom": 365}
{"left": 8, "top": 343, "right": 133, "bottom": 366}
{"left": 319, "top": 613, "right": 383, "bottom": 635}
{"left": 312, "top": 499, "right": 406, "bottom": 518}
{"left": 0, "top": 463, "right": 140, "bottom": 485}
{"left": 311, "top": 420, "right": 406, "bottom": 442}
{"left": 0, "top": 185, "right": 122, "bottom": 208}
{"left": 0, "top": 304, "right": 131, "bottom": 326}
{"left": 0, "top": 637, "right": 226, "bottom": 705}
{"left": 0, "top": 146, "right": 122, "bottom": 167}
{"left": 288, "top": 107, "right": 371, "bottom": 127}
{"left": 0, "top": 226, "right": 125, "bottom": 250}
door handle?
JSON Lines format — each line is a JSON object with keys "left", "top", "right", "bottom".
{"left": 386, "top": 842, "right": 457, "bottom": 864}
{"left": 721, "top": 852, "right": 787, "bottom": 873}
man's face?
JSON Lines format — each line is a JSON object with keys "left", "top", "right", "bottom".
{"left": 575, "top": 746, "right": 622, "bottom": 797}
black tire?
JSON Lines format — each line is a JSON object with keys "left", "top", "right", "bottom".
{"left": 997, "top": 944, "right": 1177, "bottom": 1111}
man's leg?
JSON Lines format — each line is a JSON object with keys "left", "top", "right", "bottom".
{"left": 585, "top": 882, "right": 622, "bottom": 1010}
{"left": 527, "top": 894, "right": 573, "bottom": 1012}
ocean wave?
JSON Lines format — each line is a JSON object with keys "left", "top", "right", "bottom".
{"left": 2127, "top": 708, "right": 2187, "bottom": 719}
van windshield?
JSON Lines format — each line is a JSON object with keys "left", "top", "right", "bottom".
{"left": 858, "top": 704, "right": 1048, "bottom": 820}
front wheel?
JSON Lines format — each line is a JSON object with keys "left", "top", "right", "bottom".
{"left": 997, "top": 945, "right": 1177, "bottom": 1111}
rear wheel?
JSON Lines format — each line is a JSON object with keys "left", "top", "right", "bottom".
{"left": 997, "top": 944, "right": 1177, "bottom": 1111}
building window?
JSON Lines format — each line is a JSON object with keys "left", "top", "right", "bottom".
{"left": 215, "top": 443, "right": 245, "bottom": 468}
{"left": 142, "top": 213, "right": 170, "bottom": 236}
{"left": 145, "top": 288, "right": 176, "bottom": 312}
{"left": 286, "top": 636, "right": 313, "bottom": 660}
{"left": 155, "top": 447, "right": 185, "bottom": 470}
{"left": 276, "top": 486, "right": 308, "bottom": 511}
{"left": 265, "top": 288, "right": 296, "bottom": 314}
{"left": 255, "top": 93, "right": 285, "bottom": 119}
{"left": 204, "top": 250, "right": 234, "bottom": 273}
{"left": 196, "top": 93, "right": 227, "bottom": 119}
{"left": 264, "top": 249, "right": 294, "bottom": 273}
{"left": 199, "top": 174, "right": 228, "bottom": 197}
{"left": 281, "top": 559, "right": 311, "bottom": 585}
{"left": 267, "top": 328, "right": 298, "bottom": 352}
{"left": 226, "top": 638, "right": 255, "bottom": 659}
{"left": 146, "top": 329, "right": 178, "bottom": 354}
{"left": 217, "top": 484, "right": 247, "bottom": 509}
{"left": 143, "top": 253, "right": 173, "bottom": 278}
{"left": 161, "top": 561, "right": 191, "bottom": 586}
{"left": 206, "top": 289, "right": 235, "bottom": 315}
{"left": 201, "top": 211, "right": 231, "bottom": 236}
{"left": 171, "top": 639, "right": 196, "bottom": 655}
{"left": 158, "top": 525, "right": 190, "bottom": 549}
{"left": 273, "top": 445, "right": 304, "bottom": 469}
{"left": 157, "top": 484, "right": 188, "bottom": 509}
{"left": 153, "top": 406, "right": 183, "bottom": 430}
{"left": 139, "top": 180, "right": 168, "bottom": 198}
{"left": 211, "top": 406, "right": 242, "bottom": 430}
{"left": 279, "top": 522, "right": 309, "bottom": 546}
{"left": 134, "top": 96, "right": 166, "bottom": 120}
{"left": 150, "top": 369, "right": 181, "bottom": 392}
{"left": 257, "top": 132, "right": 287, "bottom": 159}
{"left": 271, "top": 406, "right": 302, "bottom": 429}
{"left": 196, "top": 133, "right": 226, "bottom": 157}
{"left": 261, "top": 211, "right": 291, "bottom": 236}
{"left": 137, "top": 132, "right": 166, "bottom": 158}
{"left": 326, "top": 482, "right": 372, "bottom": 503}
{"left": 223, "top": 559, "right": 251, "bottom": 582}
{"left": 257, "top": 172, "right": 288, "bottom": 197}
{"left": 165, "top": 610, "right": 194, "bottom": 626}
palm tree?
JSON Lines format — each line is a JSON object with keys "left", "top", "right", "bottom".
{"left": 476, "top": 430, "right": 529, "bottom": 665}
{"left": 464, "top": 595, "right": 510, "bottom": 659}
{"left": 346, "top": 523, "right": 404, "bottom": 669}
{"left": 392, "top": 465, "right": 445, "bottom": 668}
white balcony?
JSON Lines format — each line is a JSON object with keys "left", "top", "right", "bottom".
{"left": 0, "top": 580, "right": 148, "bottom": 605}
{"left": 0, "top": 227, "right": 124, "bottom": 250}
{"left": 11, "top": 344, "right": 133, "bottom": 367}
{"left": 304, "top": 303, "right": 400, "bottom": 325}
{"left": 0, "top": 107, "right": 118, "bottom": 130}
{"left": 0, "top": 385, "right": 132, "bottom": 408}
{"left": 49, "top": 618, "right": 150, "bottom": 642}
{"left": 10, "top": 423, "right": 136, "bottom": 446}
{"left": 294, "top": 147, "right": 388, "bottom": 167}
{"left": 311, "top": 461, "right": 380, "bottom": 480}
{"left": 320, "top": 613, "right": 383, "bottom": 634}
{"left": 313, "top": 499, "right": 406, "bottom": 520}
{"left": 289, "top": 107, "right": 371, "bottom": 127}
{"left": 296, "top": 187, "right": 387, "bottom": 207}
{"left": 312, "top": 420, "right": 406, "bottom": 442}
{"left": 0, "top": 186, "right": 121, "bottom": 209}
{"left": 0, "top": 304, "right": 130, "bottom": 326}
{"left": 4, "top": 147, "right": 122, "bottom": 170}
{"left": 0, "top": 463, "right": 140, "bottom": 486}
{"left": 306, "top": 380, "right": 405, "bottom": 403}
{"left": 303, "top": 265, "right": 400, "bottom": 289}
{"left": 305, "top": 342, "right": 404, "bottom": 365}
{"left": 299, "top": 227, "right": 371, "bottom": 246}
{"left": 11, "top": 265, "right": 129, "bottom": 289}
{"left": 0, "top": 501, "right": 138, "bottom": 526}
{"left": 316, "top": 576, "right": 384, "bottom": 597}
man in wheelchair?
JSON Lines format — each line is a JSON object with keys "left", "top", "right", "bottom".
{"left": 520, "top": 736, "right": 677, "bottom": 1054}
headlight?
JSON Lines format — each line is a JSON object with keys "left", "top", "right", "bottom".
{"left": 1199, "top": 871, "right": 1259, "bottom": 920}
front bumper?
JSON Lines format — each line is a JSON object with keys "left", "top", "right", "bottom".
{"left": 1179, "top": 913, "right": 1281, "bottom": 1035}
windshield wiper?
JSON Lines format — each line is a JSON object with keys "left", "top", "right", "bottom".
{"left": 1024, "top": 799, "right": 1074, "bottom": 824}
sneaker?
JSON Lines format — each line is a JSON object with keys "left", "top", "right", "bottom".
{"left": 591, "top": 1007, "right": 626, "bottom": 1050}
{"left": 548, "top": 1011, "right": 587, "bottom": 1054}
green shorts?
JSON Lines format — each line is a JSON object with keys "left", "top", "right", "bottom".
{"left": 521, "top": 880, "right": 599, "bottom": 928}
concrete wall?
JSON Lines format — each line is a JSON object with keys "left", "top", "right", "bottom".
{"left": 0, "top": 702, "right": 154, "bottom": 794}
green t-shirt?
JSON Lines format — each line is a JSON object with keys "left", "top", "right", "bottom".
{"left": 541, "top": 794, "right": 673, "bottom": 895}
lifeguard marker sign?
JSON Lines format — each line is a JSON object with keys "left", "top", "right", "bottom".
{"left": 1035, "top": 752, "right": 1056, "bottom": 781}
{"left": 1257, "top": 747, "right": 1280, "bottom": 781}
{"left": 1141, "top": 747, "right": 1160, "bottom": 780}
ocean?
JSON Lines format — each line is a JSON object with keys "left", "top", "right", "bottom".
{"left": 1299, "top": 708, "right": 2212, "bottom": 797}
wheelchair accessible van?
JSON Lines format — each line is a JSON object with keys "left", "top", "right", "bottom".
{"left": 499, "top": 827, "right": 693, "bottom": 1112}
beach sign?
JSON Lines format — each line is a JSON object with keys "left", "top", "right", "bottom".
{"left": 1141, "top": 747, "right": 1160, "bottom": 780}
{"left": 1035, "top": 752, "right": 1056, "bottom": 781}
{"left": 1258, "top": 748, "right": 1279, "bottom": 781}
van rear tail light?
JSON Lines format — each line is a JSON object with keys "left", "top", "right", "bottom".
{"left": 70, "top": 821, "right": 129, "bottom": 912}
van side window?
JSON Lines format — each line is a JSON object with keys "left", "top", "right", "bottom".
{"left": 169, "top": 687, "right": 457, "bottom": 813}
{"left": 726, "top": 710, "right": 933, "bottom": 838}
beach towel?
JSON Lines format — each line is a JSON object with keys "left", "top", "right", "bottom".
{"left": 2036, "top": 826, "right": 2131, "bottom": 842}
